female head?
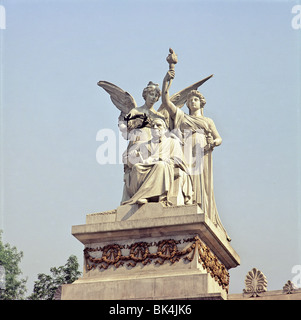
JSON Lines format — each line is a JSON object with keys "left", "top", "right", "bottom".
{"left": 186, "top": 90, "right": 206, "bottom": 115}
{"left": 142, "top": 81, "right": 161, "bottom": 107}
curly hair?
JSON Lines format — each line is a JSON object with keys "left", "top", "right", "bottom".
{"left": 142, "top": 81, "right": 161, "bottom": 101}
{"left": 187, "top": 90, "right": 206, "bottom": 108}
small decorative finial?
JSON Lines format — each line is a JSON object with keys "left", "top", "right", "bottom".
{"left": 283, "top": 280, "right": 297, "bottom": 294}
{"left": 243, "top": 268, "right": 267, "bottom": 297}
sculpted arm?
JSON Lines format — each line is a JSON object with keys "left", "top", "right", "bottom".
{"left": 207, "top": 118, "right": 222, "bottom": 147}
{"left": 161, "top": 71, "right": 177, "bottom": 118}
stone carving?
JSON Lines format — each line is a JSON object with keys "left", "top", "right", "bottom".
{"left": 243, "top": 268, "right": 267, "bottom": 297}
{"left": 97, "top": 48, "right": 230, "bottom": 240}
{"left": 283, "top": 280, "right": 297, "bottom": 294}
{"left": 84, "top": 236, "right": 230, "bottom": 292}
{"left": 121, "top": 118, "right": 193, "bottom": 206}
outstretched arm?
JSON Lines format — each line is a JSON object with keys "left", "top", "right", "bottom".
{"left": 161, "top": 71, "right": 178, "bottom": 118}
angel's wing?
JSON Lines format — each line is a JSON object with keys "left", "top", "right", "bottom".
{"left": 97, "top": 81, "right": 137, "bottom": 114}
{"left": 158, "top": 74, "right": 213, "bottom": 112}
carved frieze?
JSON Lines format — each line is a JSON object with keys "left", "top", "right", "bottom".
{"left": 84, "top": 236, "right": 229, "bottom": 292}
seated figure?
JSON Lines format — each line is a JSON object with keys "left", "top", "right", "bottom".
{"left": 121, "top": 118, "right": 193, "bottom": 206}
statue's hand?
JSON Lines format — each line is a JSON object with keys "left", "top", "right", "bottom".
{"left": 131, "top": 149, "right": 138, "bottom": 156}
{"left": 168, "top": 70, "right": 175, "bottom": 79}
{"left": 204, "top": 144, "right": 214, "bottom": 153}
{"left": 165, "top": 70, "right": 175, "bottom": 82}
{"left": 206, "top": 135, "right": 214, "bottom": 145}
{"left": 143, "top": 158, "right": 154, "bottom": 165}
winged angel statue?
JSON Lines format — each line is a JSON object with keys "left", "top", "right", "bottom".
{"left": 98, "top": 49, "right": 229, "bottom": 240}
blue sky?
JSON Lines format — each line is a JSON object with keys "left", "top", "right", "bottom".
{"left": 0, "top": 0, "right": 300, "bottom": 295}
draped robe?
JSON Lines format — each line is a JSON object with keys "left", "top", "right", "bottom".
{"left": 121, "top": 135, "right": 192, "bottom": 206}
{"left": 172, "top": 108, "right": 229, "bottom": 239}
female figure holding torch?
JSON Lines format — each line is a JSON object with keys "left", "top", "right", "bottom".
{"left": 161, "top": 60, "right": 229, "bottom": 240}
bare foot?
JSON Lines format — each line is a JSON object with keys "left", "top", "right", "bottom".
{"left": 137, "top": 198, "right": 148, "bottom": 205}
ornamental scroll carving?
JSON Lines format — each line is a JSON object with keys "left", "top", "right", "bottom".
{"left": 243, "top": 268, "right": 267, "bottom": 297}
{"left": 84, "top": 236, "right": 229, "bottom": 292}
{"left": 283, "top": 280, "right": 297, "bottom": 294}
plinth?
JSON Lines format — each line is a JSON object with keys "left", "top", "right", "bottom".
{"left": 61, "top": 203, "right": 240, "bottom": 300}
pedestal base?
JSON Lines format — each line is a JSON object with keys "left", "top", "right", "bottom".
{"left": 62, "top": 203, "right": 240, "bottom": 300}
{"left": 62, "top": 272, "right": 227, "bottom": 300}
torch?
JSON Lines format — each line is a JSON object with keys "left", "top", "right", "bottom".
{"left": 166, "top": 48, "right": 178, "bottom": 91}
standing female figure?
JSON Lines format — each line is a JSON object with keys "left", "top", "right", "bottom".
{"left": 161, "top": 71, "right": 230, "bottom": 240}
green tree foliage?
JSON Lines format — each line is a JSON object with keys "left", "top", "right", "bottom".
{"left": 0, "top": 231, "right": 27, "bottom": 300}
{"left": 28, "top": 255, "right": 81, "bottom": 300}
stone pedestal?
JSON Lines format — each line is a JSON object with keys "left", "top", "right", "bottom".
{"left": 61, "top": 203, "right": 240, "bottom": 300}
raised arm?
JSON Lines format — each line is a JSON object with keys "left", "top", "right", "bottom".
{"left": 161, "top": 71, "right": 178, "bottom": 118}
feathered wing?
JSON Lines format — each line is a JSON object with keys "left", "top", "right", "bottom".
{"left": 158, "top": 74, "right": 213, "bottom": 112}
{"left": 97, "top": 81, "right": 137, "bottom": 114}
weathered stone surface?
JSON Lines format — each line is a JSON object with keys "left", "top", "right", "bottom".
{"left": 228, "top": 289, "right": 301, "bottom": 300}
{"left": 62, "top": 204, "right": 240, "bottom": 300}
{"left": 62, "top": 272, "right": 227, "bottom": 300}
{"left": 62, "top": 49, "right": 242, "bottom": 300}
{"left": 74, "top": 204, "right": 239, "bottom": 269}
